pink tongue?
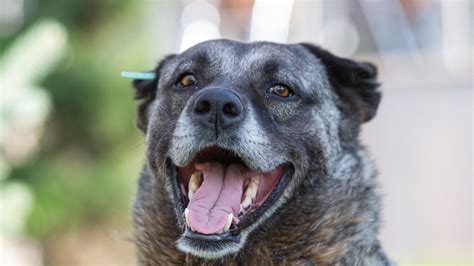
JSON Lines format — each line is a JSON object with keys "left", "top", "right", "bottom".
{"left": 186, "top": 162, "right": 245, "bottom": 234}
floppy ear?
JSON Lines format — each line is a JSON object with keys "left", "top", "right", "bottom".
{"left": 300, "top": 43, "right": 381, "bottom": 123}
{"left": 132, "top": 54, "right": 176, "bottom": 132}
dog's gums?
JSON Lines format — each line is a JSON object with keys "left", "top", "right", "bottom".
{"left": 175, "top": 146, "right": 290, "bottom": 236}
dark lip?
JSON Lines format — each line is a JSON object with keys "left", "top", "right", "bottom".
{"left": 183, "top": 227, "right": 241, "bottom": 243}
{"left": 167, "top": 157, "right": 294, "bottom": 242}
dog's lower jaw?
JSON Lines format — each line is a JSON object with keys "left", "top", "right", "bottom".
{"left": 133, "top": 153, "right": 391, "bottom": 265}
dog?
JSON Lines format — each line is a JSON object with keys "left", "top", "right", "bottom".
{"left": 131, "top": 39, "right": 392, "bottom": 265}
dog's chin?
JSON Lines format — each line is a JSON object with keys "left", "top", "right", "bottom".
{"left": 176, "top": 229, "right": 245, "bottom": 259}
{"left": 166, "top": 145, "right": 294, "bottom": 259}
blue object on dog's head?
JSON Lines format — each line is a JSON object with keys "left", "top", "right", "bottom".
{"left": 121, "top": 71, "right": 156, "bottom": 80}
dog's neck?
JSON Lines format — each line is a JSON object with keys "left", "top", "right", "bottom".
{"left": 133, "top": 150, "right": 386, "bottom": 265}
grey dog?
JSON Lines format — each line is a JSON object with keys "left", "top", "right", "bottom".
{"left": 131, "top": 39, "right": 392, "bottom": 265}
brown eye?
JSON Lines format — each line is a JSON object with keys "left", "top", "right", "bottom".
{"left": 269, "top": 84, "right": 293, "bottom": 98}
{"left": 177, "top": 74, "right": 197, "bottom": 87}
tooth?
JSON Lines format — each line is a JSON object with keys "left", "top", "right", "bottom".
{"left": 244, "top": 176, "right": 259, "bottom": 199}
{"left": 240, "top": 176, "right": 260, "bottom": 210}
{"left": 241, "top": 197, "right": 252, "bottom": 209}
{"left": 188, "top": 171, "right": 202, "bottom": 200}
{"left": 184, "top": 208, "right": 191, "bottom": 228}
{"left": 224, "top": 213, "right": 233, "bottom": 232}
{"left": 184, "top": 208, "right": 190, "bottom": 224}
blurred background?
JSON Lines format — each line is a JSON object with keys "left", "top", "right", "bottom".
{"left": 0, "top": 0, "right": 472, "bottom": 265}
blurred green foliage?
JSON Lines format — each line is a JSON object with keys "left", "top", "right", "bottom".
{"left": 1, "top": 0, "right": 160, "bottom": 238}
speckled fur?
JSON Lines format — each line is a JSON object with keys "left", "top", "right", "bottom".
{"left": 131, "top": 40, "right": 392, "bottom": 265}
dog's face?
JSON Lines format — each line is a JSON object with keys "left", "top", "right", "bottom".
{"left": 133, "top": 39, "right": 380, "bottom": 259}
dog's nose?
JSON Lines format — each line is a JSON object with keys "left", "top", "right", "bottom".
{"left": 193, "top": 89, "right": 244, "bottom": 130}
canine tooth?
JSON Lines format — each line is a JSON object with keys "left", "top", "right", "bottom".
{"left": 184, "top": 208, "right": 199, "bottom": 232}
{"left": 188, "top": 171, "right": 202, "bottom": 200}
{"left": 241, "top": 196, "right": 252, "bottom": 209}
{"left": 240, "top": 176, "right": 259, "bottom": 210}
{"left": 244, "top": 176, "right": 260, "bottom": 199}
{"left": 188, "top": 189, "right": 195, "bottom": 200}
{"left": 224, "top": 213, "right": 233, "bottom": 232}
{"left": 184, "top": 208, "right": 191, "bottom": 228}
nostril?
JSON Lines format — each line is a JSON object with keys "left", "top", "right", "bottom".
{"left": 195, "top": 100, "right": 211, "bottom": 114}
{"left": 223, "top": 102, "right": 241, "bottom": 117}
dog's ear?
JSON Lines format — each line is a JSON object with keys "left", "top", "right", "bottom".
{"left": 133, "top": 54, "right": 176, "bottom": 132}
{"left": 300, "top": 43, "right": 381, "bottom": 123}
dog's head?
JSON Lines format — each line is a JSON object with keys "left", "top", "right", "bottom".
{"left": 132, "top": 39, "right": 380, "bottom": 259}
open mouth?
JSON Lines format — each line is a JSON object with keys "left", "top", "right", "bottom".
{"left": 172, "top": 145, "right": 293, "bottom": 244}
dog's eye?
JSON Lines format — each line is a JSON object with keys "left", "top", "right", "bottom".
{"left": 268, "top": 84, "right": 293, "bottom": 98}
{"left": 177, "top": 74, "right": 197, "bottom": 87}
